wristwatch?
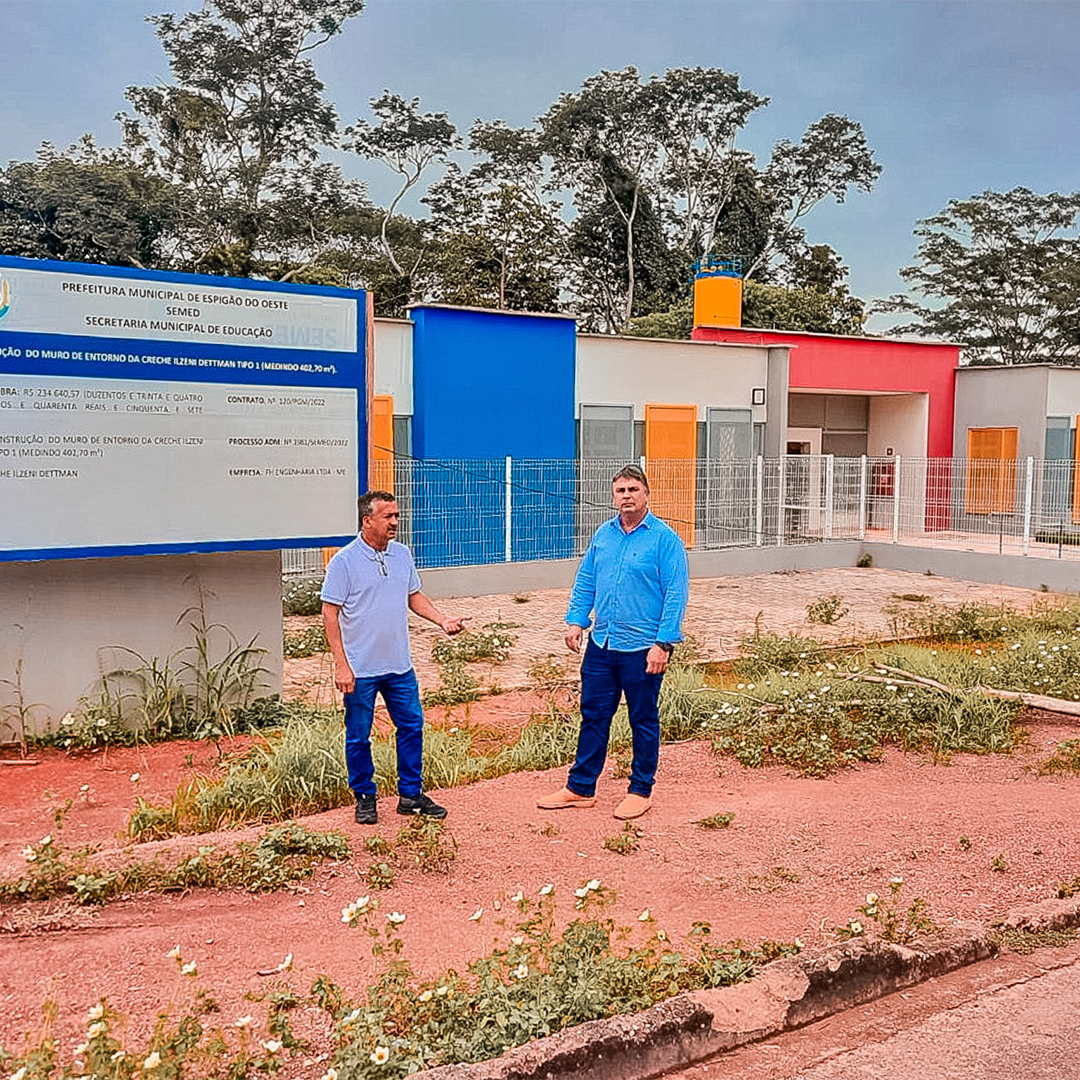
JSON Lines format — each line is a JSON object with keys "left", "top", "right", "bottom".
{"left": 656, "top": 642, "right": 675, "bottom": 655}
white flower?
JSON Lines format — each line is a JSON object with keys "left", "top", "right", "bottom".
{"left": 61, "top": 713, "right": 75, "bottom": 726}
{"left": 167, "top": 944, "right": 182, "bottom": 960}
{"left": 468, "top": 907, "right": 483, "bottom": 921}
{"left": 130, "top": 773, "right": 140, "bottom": 783}
{"left": 143, "top": 1051, "right": 162, "bottom": 1070}
{"left": 22, "top": 847, "right": 36, "bottom": 862}
{"left": 96, "top": 718, "right": 108, "bottom": 728}
{"left": 890, "top": 875, "right": 904, "bottom": 886}
{"left": 261, "top": 1040, "right": 282, "bottom": 1055}
{"left": 181, "top": 961, "right": 197, "bottom": 976}
{"left": 866, "top": 893, "right": 879, "bottom": 905}
{"left": 88, "top": 1003, "right": 104, "bottom": 1021}
{"left": 511, "top": 935, "right": 524, "bottom": 945}
{"left": 435, "top": 986, "right": 449, "bottom": 997}
{"left": 320, "top": 1069, "right": 339, "bottom": 1080}
{"left": 40, "top": 834, "right": 52, "bottom": 847}
{"left": 638, "top": 909, "right": 652, "bottom": 921}
{"left": 794, "top": 937, "right": 804, "bottom": 950}
{"left": 574, "top": 887, "right": 588, "bottom": 898}
{"left": 74, "top": 1042, "right": 89, "bottom": 1055}
{"left": 341, "top": 1008, "right": 361, "bottom": 1026}
{"left": 418, "top": 989, "right": 433, "bottom": 1003}
{"left": 276, "top": 953, "right": 293, "bottom": 972}
{"left": 111, "top": 1050, "right": 126, "bottom": 1062}
{"left": 235, "top": 1015, "right": 254, "bottom": 1029}
{"left": 10, "top": 1067, "right": 26, "bottom": 1080}
{"left": 509, "top": 891, "right": 523, "bottom": 903}
{"left": 849, "top": 920, "right": 864, "bottom": 935}
{"left": 586, "top": 878, "right": 600, "bottom": 891}
{"left": 370, "top": 1046, "right": 390, "bottom": 1065}
{"left": 539, "top": 883, "right": 554, "bottom": 895}
{"left": 87, "top": 1022, "right": 105, "bottom": 1039}
{"left": 512, "top": 963, "right": 529, "bottom": 980}
{"left": 387, "top": 911, "right": 406, "bottom": 925}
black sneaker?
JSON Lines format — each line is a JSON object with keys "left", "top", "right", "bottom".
{"left": 396, "top": 793, "right": 447, "bottom": 819}
{"left": 354, "top": 794, "right": 377, "bottom": 825}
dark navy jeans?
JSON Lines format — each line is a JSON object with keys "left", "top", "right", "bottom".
{"left": 568, "top": 639, "right": 664, "bottom": 798}
{"left": 343, "top": 669, "right": 424, "bottom": 798}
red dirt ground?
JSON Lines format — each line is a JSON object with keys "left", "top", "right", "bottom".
{"left": 3, "top": 694, "right": 1080, "bottom": 1075}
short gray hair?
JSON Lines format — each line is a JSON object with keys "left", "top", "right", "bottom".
{"left": 358, "top": 490, "right": 395, "bottom": 523}
{"left": 611, "top": 464, "right": 649, "bottom": 492}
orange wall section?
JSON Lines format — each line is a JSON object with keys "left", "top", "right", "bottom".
{"left": 644, "top": 402, "right": 696, "bottom": 547}
{"left": 693, "top": 273, "right": 743, "bottom": 329}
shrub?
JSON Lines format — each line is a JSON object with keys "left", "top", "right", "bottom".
{"left": 283, "top": 576, "right": 325, "bottom": 616}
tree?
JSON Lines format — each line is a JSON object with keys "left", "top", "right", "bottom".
{"left": 119, "top": 0, "right": 364, "bottom": 276}
{"left": 422, "top": 165, "right": 561, "bottom": 311}
{"left": 742, "top": 279, "right": 865, "bottom": 335}
{"left": 748, "top": 114, "right": 882, "bottom": 279}
{"left": 0, "top": 138, "right": 177, "bottom": 268}
{"left": 345, "top": 91, "right": 459, "bottom": 299}
{"left": 879, "top": 188, "right": 1080, "bottom": 365}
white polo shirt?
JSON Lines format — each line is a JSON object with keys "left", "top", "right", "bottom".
{"left": 321, "top": 536, "right": 422, "bottom": 679}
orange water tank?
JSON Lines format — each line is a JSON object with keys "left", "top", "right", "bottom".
{"left": 692, "top": 256, "right": 743, "bottom": 329}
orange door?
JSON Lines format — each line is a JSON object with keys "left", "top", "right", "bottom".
{"left": 369, "top": 394, "right": 395, "bottom": 493}
{"left": 644, "top": 403, "right": 696, "bottom": 547}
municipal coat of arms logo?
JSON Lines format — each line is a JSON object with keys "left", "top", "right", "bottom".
{"left": 0, "top": 277, "right": 10, "bottom": 320}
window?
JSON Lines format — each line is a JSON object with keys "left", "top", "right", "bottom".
{"left": 580, "top": 404, "right": 633, "bottom": 460}
{"left": 965, "top": 427, "right": 1018, "bottom": 514}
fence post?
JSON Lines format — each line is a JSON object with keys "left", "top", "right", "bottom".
{"left": 858, "top": 454, "right": 868, "bottom": 541}
{"left": 825, "top": 454, "right": 835, "bottom": 539}
{"left": 777, "top": 455, "right": 787, "bottom": 547}
{"left": 504, "top": 455, "right": 513, "bottom": 563}
{"left": 892, "top": 456, "right": 902, "bottom": 544}
{"left": 1023, "top": 456, "right": 1034, "bottom": 555}
{"left": 755, "top": 455, "right": 764, "bottom": 547}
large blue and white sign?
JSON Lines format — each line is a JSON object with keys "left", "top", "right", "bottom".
{"left": 0, "top": 256, "right": 366, "bottom": 562}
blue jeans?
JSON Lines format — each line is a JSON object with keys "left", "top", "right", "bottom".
{"left": 343, "top": 669, "right": 424, "bottom": 798}
{"left": 568, "top": 640, "right": 664, "bottom": 798}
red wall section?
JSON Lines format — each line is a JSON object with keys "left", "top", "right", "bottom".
{"left": 692, "top": 326, "right": 960, "bottom": 458}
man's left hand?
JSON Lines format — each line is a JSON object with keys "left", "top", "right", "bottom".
{"left": 646, "top": 644, "right": 670, "bottom": 674}
{"left": 441, "top": 616, "right": 470, "bottom": 635}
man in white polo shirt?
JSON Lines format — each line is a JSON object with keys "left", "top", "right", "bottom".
{"left": 322, "top": 490, "right": 468, "bottom": 824}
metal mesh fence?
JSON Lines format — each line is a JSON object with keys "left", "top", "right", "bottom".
{"left": 280, "top": 455, "right": 1080, "bottom": 574}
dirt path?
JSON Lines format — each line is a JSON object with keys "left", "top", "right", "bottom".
{"left": 3, "top": 568, "right": 1078, "bottom": 1071}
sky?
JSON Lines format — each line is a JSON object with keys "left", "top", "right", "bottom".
{"left": 2, "top": 0, "right": 1080, "bottom": 328}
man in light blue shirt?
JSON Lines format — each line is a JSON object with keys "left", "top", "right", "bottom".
{"left": 538, "top": 464, "right": 689, "bottom": 820}
{"left": 322, "top": 490, "right": 468, "bottom": 825}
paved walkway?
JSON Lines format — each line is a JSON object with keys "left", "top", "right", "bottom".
{"left": 283, "top": 567, "right": 1056, "bottom": 705}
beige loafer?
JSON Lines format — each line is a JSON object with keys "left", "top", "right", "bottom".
{"left": 613, "top": 793, "right": 652, "bottom": 820}
{"left": 536, "top": 786, "right": 597, "bottom": 810}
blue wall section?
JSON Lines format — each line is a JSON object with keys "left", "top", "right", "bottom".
{"left": 409, "top": 306, "right": 577, "bottom": 567}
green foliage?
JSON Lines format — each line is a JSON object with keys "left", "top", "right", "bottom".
{"left": 695, "top": 812, "right": 735, "bottom": 830}
{"left": 622, "top": 295, "right": 693, "bottom": 340}
{"left": 805, "top": 594, "right": 849, "bottom": 626}
{"left": 431, "top": 622, "right": 517, "bottom": 665}
{"left": 991, "top": 927, "right": 1078, "bottom": 954}
{"left": 735, "top": 632, "right": 828, "bottom": 676}
{"left": 283, "top": 577, "right": 325, "bottom": 616}
{"left": 603, "top": 822, "right": 641, "bottom": 855}
{"left": 878, "top": 187, "right": 1080, "bottom": 366}
{"left": 0, "top": 659, "right": 44, "bottom": 756}
{"left": 0, "top": 823, "right": 350, "bottom": 906}
{"left": 1037, "top": 738, "right": 1080, "bottom": 775}
{"left": 838, "top": 876, "right": 939, "bottom": 944}
{"left": 742, "top": 279, "right": 865, "bottom": 334}
{"left": 1056, "top": 874, "right": 1080, "bottom": 899}
{"left": 883, "top": 599, "right": 1080, "bottom": 642}
{"left": 856, "top": 552, "right": 873, "bottom": 568}
{"left": 991, "top": 852, "right": 1009, "bottom": 873}
{"left": 327, "top": 886, "right": 799, "bottom": 1077}
{"left": 421, "top": 660, "right": 483, "bottom": 707}
{"left": 283, "top": 623, "right": 329, "bottom": 658}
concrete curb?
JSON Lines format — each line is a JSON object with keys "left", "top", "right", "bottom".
{"left": 415, "top": 897, "right": 1080, "bottom": 1080}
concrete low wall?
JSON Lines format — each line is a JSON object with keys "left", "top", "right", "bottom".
{"left": 865, "top": 543, "right": 1079, "bottom": 595}
{"left": 0, "top": 550, "right": 283, "bottom": 734}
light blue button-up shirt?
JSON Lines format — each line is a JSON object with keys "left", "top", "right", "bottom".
{"left": 566, "top": 511, "right": 689, "bottom": 651}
